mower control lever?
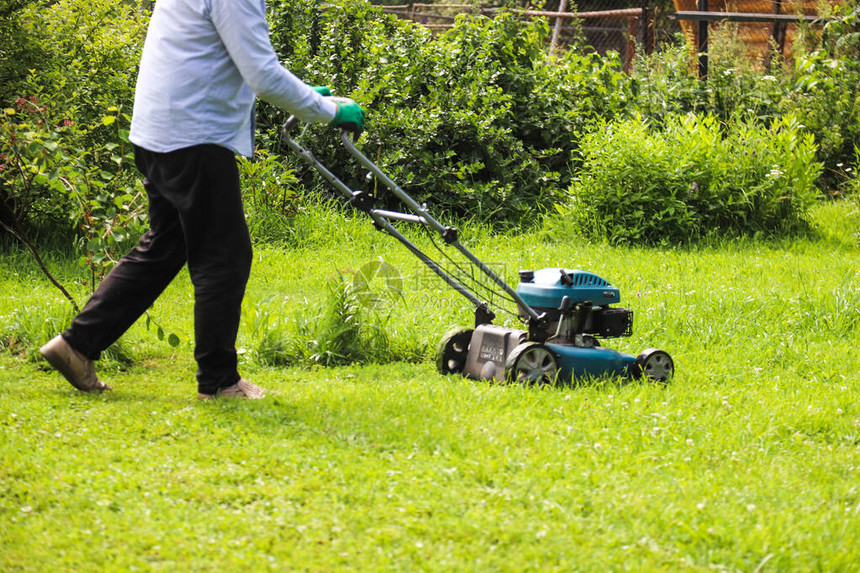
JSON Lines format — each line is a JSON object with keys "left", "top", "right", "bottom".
{"left": 527, "top": 313, "right": 550, "bottom": 344}
{"left": 553, "top": 296, "right": 572, "bottom": 340}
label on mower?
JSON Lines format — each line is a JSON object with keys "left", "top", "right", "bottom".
{"left": 479, "top": 345, "right": 505, "bottom": 363}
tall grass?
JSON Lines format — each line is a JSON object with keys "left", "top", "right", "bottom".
{"left": 243, "top": 273, "right": 426, "bottom": 367}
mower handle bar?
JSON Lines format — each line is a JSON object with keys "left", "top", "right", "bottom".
{"left": 280, "top": 116, "right": 542, "bottom": 323}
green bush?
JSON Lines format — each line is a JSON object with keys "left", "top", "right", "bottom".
{"left": 16, "top": 0, "right": 143, "bottom": 140}
{"left": 0, "top": 1, "right": 45, "bottom": 104}
{"left": 1, "top": 94, "right": 147, "bottom": 284}
{"left": 629, "top": 41, "right": 703, "bottom": 122}
{"left": 237, "top": 150, "right": 304, "bottom": 245}
{"left": 2, "top": 0, "right": 856, "bottom": 248}
{"left": 850, "top": 146, "right": 860, "bottom": 191}
{"left": 0, "top": 0, "right": 147, "bottom": 287}
{"left": 563, "top": 113, "right": 821, "bottom": 245}
{"left": 785, "top": 3, "right": 860, "bottom": 194}
{"left": 630, "top": 32, "right": 789, "bottom": 127}
{"left": 630, "top": 21, "right": 859, "bottom": 196}
{"left": 703, "top": 25, "right": 788, "bottom": 123}
{"left": 845, "top": 149, "right": 860, "bottom": 235}
{"left": 264, "top": 1, "right": 630, "bottom": 228}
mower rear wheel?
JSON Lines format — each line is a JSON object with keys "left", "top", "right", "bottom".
{"left": 435, "top": 327, "right": 473, "bottom": 375}
{"left": 632, "top": 349, "right": 674, "bottom": 383}
{"left": 505, "top": 342, "right": 559, "bottom": 385}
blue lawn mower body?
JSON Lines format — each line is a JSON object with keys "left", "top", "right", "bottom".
{"left": 449, "top": 268, "right": 673, "bottom": 384}
{"left": 283, "top": 118, "right": 674, "bottom": 385}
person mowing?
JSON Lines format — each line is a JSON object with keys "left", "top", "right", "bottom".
{"left": 40, "top": 0, "right": 364, "bottom": 399}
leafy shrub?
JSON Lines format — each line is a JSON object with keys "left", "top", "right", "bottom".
{"left": 238, "top": 150, "right": 303, "bottom": 245}
{"left": 785, "top": 4, "right": 860, "bottom": 194}
{"left": 15, "top": 0, "right": 144, "bottom": 143}
{"left": 264, "top": 1, "right": 630, "bottom": 228}
{"left": 629, "top": 41, "right": 704, "bottom": 122}
{"left": 850, "top": 147, "right": 860, "bottom": 193}
{"left": 1, "top": 98, "right": 76, "bottom": 238}
{"left": 630, "top": 32, "right": 789, "bottom": 127}
{"left": 1, "top": 94, "right": 147, "bottom": 286}
{"left": 1, "top": 0, "right": 146, "bottom": 231}
{"left": 845, "top": 148, "right": 860, "bottom": 244}
{"left": 0, "top": 1, "right": 45, "bottom": 104}
{"left": 703, "top": 24, "right": 788, "bottom": 123}
{"left": 1, "top": 0, "right": 147, "bottom": 290}
{"left": 816, "top": 0, "right": 860, "bottom": 66}
{"left": 563, "top": 113, "right": 821, "bottom": 245}
{"left": 630, "top": 21, "right": 859, "bottom": 196}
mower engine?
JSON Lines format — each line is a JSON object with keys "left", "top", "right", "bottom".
{"left": 516, "top": 268, "right": 633, "bottom": 346}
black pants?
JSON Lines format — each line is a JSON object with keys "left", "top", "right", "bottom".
{"left": 63, "top": 144, "right": 253, "bottom": 394}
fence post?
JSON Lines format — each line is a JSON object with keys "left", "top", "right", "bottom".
{"left": 549, "top": 0, "right": 568, "bottom": 57}
{"left": 638, "top": 0, "right": 648, "bottom": 49}
{"left": 625, "top": 17, "right": 637, "bottom": 72}
{"left": 697, "top": 0, "right": 709, "bottom": 78}
{"left": 765, "top": 0, "right": 787, "bottom": 70}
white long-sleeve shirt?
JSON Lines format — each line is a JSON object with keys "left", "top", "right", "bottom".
{"left": 129, "top": 0, "right": 337, "bottom": 157}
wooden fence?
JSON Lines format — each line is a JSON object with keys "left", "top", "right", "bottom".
{"left": 672, "top": 0, "right": 836, "bottom": 76}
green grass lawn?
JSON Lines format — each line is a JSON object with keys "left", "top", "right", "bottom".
{"left": 1, "top": 201, "right": 859, "bottom": 571}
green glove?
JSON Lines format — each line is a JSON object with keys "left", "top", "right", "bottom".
{"left": 329, "top": 98, "right": 365, "bottom": 134}
{"left": 311, "top": 85, "right": 332, "bottom": 96}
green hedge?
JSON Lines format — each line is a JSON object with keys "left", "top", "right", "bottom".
{"left": 0, "top": 0, "right": 146, "bottom": 283}
{"left": 264, "top": 0, "right": 630, "bottom": 228}
{"left": 2, "top": 0, "right": 854, "bottom": 250}
{"left": 563, "top": 113, "right": 821, "bottom": 244}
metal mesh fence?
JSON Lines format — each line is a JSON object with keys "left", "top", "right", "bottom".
{"left": 377, "top": 0, "right": 836, "bottom": 70}
{"left": 560, "top": 0, "right": 681, "bottom": 53}
{"left": 376, "top": 1, "right": 684, "bottom": 65}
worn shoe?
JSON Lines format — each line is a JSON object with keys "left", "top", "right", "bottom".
{"left": 40, "top": 335, "right": 111, "bottom": 392}
{"left": 198, "top": 379, "right": 266, "bottom": 400}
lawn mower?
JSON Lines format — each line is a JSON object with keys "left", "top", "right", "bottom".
{"left": 282, "top": 117, "right": 674, "bottom": 385}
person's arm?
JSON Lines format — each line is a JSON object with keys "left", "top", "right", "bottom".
{"left": 208, "top": 0, "right": 337, "bottom": 124}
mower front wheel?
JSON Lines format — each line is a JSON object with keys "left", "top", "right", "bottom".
{"left": 435, "top": 327, "right": 473, "bottom": 375}
{"left": 632, "top": 348, "right": 674, "bottom": 384}
{"left": 505, "top": 342, "right": 559, "bottom": 385}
